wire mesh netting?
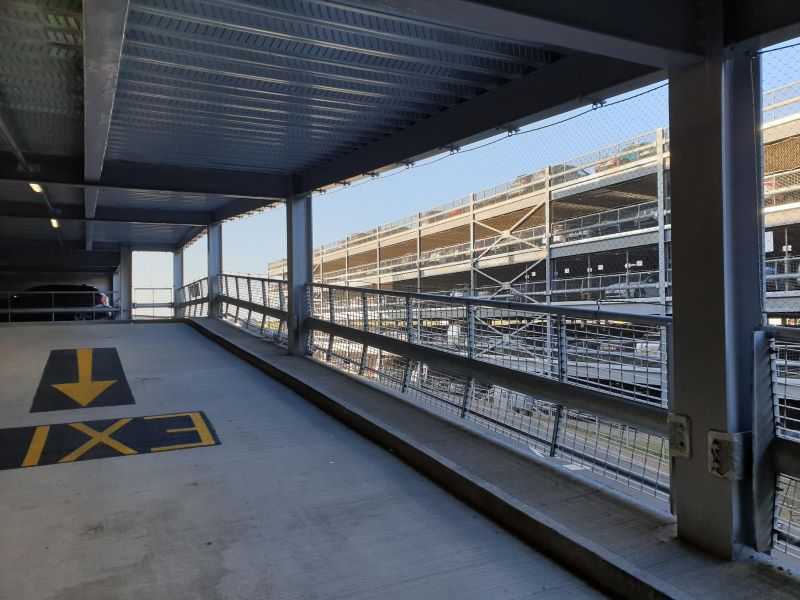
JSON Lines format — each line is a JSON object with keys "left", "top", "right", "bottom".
{"left": 774, "top": 474, "right": 800, "bottom": 560}
{"left": 762, "top": 44, "right": 800, "bottom": 319}
{"left": 174, "top": 277, "right": 209, "bottom": 317}
{"left": 218, "top": 274, "right": 288, "bottom": 344}
{"left": 761, "top": 42, "right": 800, "bottom": 565}
{"left": 772, "top": 339, "right": 800, "bottom": 441}
{"left": 132, "top": 287, "right": 173, "bottom": 319}
{"left": 278, "top": 81, "right": 674, "bottom": 312}
{"left": 308, "top": 283, "right": 670, "bottom": 500}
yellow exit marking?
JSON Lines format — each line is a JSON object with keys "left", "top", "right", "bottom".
{"left": 21, "top": 425, "right": 50, "bottom": 467}
{"left": 58, "top": 419, "right": 136, "bottom": 463}
{"left": 51, "top": 348, "right": 117, "bottom": 407}
{"left": 13, "top": 412, "right": 220, "bottom": 469}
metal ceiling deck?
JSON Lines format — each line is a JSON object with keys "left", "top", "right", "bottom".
{"left": 0, "top": 0, "right": 794, "bottom": 260}
{"left": 105, "top": 0, "right": 558, "bottom": 173}
{"left": 0, "top": 0, "right": 83, "bottom": 156}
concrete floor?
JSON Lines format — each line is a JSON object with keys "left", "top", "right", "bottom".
{"left": 0, "top": 322, "right": 604, "bottom": 600}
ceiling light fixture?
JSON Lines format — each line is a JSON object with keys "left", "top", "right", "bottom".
{"left": 29, "top": 183, "right": 43, "bottom": 193}
{"left": 50, "top": 218, "right": 59, "bottom": 229}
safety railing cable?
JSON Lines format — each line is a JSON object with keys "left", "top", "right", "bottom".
{"left": 306, "top": 282, "right": 671, "bottom": 500}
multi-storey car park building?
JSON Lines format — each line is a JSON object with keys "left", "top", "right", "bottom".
{"left": 269, "top": 81, "right": 800, "bottom": 319}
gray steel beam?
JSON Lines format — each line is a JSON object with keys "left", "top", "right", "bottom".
{"left": 287, "top": 191, "right": 313, "bottom": 355}
{"left": 0, "top": 154, "right": 292, "bottom": 200}
{"left": 342, "top": 0, "right": 702, "bottom": 68}
{"left": 726, "top": 0, "right": 800, "bottom": 49}
{"left": 176, "top": 226, "right": 204, "bottom": 252}
{"left": 212, "top": 198, "right": 282, "bottom": 222}
{"left": 130, "top": 242, "right": 180, "bottom": 253}
{"left": 668, "top": 18, "right": 764, "bottom": 558}
{"left": 0, "top": 248, "right": 120, "bottom": 270}
{"left": 300, "top": 54, "right": 661, "bottom": 193}
{"left": 0, "top": 201, "right": 210, "bottom": 226}
{"left": 83, "top": 0, "right": 128, "bottom": 183}
{"left": 83, "top": 0, "right": 129, "bottom": 251}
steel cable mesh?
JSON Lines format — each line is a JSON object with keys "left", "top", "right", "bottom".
{"left": 772, "top": 340, "right": 800, "bottom": 440}
{"left": 555, "top": 410, "right": 669, "bottom": 500}
{"left": 762, "top": 45, "right": 800, "bottom": 317}
{"left": 769, "top": 337, "right": 800, "bottom": 560}
{"left": 562, "top": 319, "right": 668, "bottom": 406}
{"left": 217, "top": 275, "right": 289, "bottom": 345}
{"left": 296, "top": 80, "right": 679, "bottom": 503}
{"left": 175, "top": 277, "right": 209, "bottom": 317}
{"left": 310, "top": 285, "right": 669, "bottom": 407}
{"left": 774, "top": 474, "right": 800, "bottom": 559}
{"left": 308, "top": 283, "right": 670, "bottom": 500}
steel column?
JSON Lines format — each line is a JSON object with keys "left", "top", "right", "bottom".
{"left": 287, "top": 192, "right": 313, "bottom": 355}
{"left": 668, "top": 39, "right": 764, "bottom": 557}
{"left": 207, "top": 223, "right": 223, "bottom": 315}
{"left": 115, "top": 243, "right": 132, "bottom": 320}
{"left": 172, "top": 250, "right": 183, "bottom": 296}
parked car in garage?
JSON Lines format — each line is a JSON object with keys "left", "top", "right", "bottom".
{"left": 9, "top": 284, "right": 113, "bottom": 321}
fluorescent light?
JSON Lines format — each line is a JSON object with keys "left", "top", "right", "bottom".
{"left": 49, "top": 218, "right": 59, "bottom": 229}
{"left": 29, "top": 183, "right": 43, "bottom": 193}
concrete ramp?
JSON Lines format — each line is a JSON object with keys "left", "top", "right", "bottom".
{"left": 0, "top": 322, "right": 603, "bottom": 599}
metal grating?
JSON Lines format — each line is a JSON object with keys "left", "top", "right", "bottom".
{"left": 89, "top": 221, "right": 195, "bottom": 245}
{"left": 774, "top": 474, "right": 800, "bottom": 560}
{"left": 105, "top": 0, "right": 559, "bottom": 174}
{"left": 0, "top": 0, "right": 83, "bottom": 156}
{"left": 771, "top": 339, "right": 800, "bottom": 441}
{"left": 96, "top": 188, "right": 237, "bottom": 212}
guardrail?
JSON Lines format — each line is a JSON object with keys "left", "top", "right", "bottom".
{"left": 175, "top": 277, "right": 210, "bottom": 317}
{"left": 186, "top": 274, "right": 800, "bottom": 555}
{"left": 306, "top": 282, "right": 671, "bottom": 499}
{"left": 0, "top": 290, "right": 119, "bottom": 322}
{"left": 217, "top": 274, "right": 289, "bottom": 344}
{"left": 755, "top": 326, "right": 800, "bottom": 559}
{"left": 132, "top": 287, "right": 173, "bottom": 318}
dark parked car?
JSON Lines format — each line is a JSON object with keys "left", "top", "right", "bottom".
{"left": 9, "top": 284, "right": 113, "bottom": 322}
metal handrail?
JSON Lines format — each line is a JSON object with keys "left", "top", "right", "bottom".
{"left": 312, "top": 282, "right": 671, "bottom": 325}
{"left": 0, "top": 290, "right": 119, "bottom": 322}
{"left": 306, "top": 281, "right": 671, "bottom": 447}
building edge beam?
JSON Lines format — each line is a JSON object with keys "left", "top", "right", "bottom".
{"left": 299, "top": 55, "right": 662, "bottom": 193}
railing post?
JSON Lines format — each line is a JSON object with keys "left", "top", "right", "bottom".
{"left": 233, "top": 276, "right": 240, "bottom": 323}
{"left": 550, "top": 314, "right": 569, "bottom": 451}
{"left": 557, "top": 315, "right": 568, "bottom": 383}
{"left": 549, "top": 405, "right": 564, "bottom": 457}
{"left": 752, "top": 330, "right": 776, "bottom": 553}
{"left": 246, "top": 276, "right": 253, "bottom": 326}
{"left": 260, "top": 279, "right": 267, "bottom": 334}
{"left": 460, "top": 303, "right": 476, "bottom": 417}
{"left": 359, "top": 291, "right": 369, "bottom": 375}
{"left": 405, "top": 295, "right": 413, "bottom": 343}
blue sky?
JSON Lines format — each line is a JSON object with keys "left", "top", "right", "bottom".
{"left": 133, "top": 40, "right": 800, "bottom": 289}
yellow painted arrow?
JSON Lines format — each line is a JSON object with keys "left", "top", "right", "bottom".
{"left": 51, "top": 348, "right": 116, "bottom": 407}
